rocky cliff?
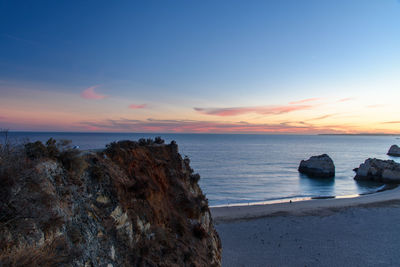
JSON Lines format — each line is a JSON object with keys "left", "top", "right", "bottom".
{"left": 0, "top": 138, "right": 221, "bottom": 266}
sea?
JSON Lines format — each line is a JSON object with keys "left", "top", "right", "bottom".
{"left": 4, "top": 132, "right": 400, "bottom": 206}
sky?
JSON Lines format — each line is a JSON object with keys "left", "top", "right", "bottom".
{"left": 0, "top": 0, "right": 399, "bottom": 134}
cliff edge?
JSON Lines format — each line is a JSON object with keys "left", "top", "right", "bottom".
{"left": 0, "top": 138, "right": 221, "bottom": 266}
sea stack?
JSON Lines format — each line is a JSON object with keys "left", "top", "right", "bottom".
{"left": 387, "top": 145, "right": 400, "bottom": 157}
{"left": 354, "top": 158, "right": 400, "bottom": 183}
{"left": 298, "top": 154, "right": 335, "bottom": 178}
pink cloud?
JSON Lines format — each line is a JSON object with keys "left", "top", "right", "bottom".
{"left": 289, "top": 98, "right": 321, "bottom": 105}
{"left": 306, "top": 114, "right": 337, "bottom": 121}
{"left": 129, "top": 104, "right": 147, "bottom": 109}
{"left": 338, "top": 97, "right": 355, "bottom": 102}
{"left": 85, "top": 126, "right": 101, "bottom": 131}
{"left": 194, "top": 104, "right": 313, "bottom": 117}
{"left": 80, "top": 86, "right": 107, "bottom": 100}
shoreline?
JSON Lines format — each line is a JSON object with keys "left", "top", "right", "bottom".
{"left": 210, "top": 183, "right": 394, "bottom": 208}
{"left": 211, "top": 185, "right": 400, "bottom": 223}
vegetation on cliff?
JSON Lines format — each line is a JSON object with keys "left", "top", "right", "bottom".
{"left": 0, "top": 136, "right": 221, "bottom": 266}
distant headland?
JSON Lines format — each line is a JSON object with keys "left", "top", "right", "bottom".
{"left": 319, "top": 133, "right": 400, "bottom": 136}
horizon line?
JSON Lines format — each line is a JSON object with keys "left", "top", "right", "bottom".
{"left": 3, "top": 130, "right": 400, "bottom": 136}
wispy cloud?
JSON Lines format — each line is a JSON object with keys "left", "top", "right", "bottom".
{"left": 306, "top": 114, "right": 336, "bottom": 121}
{"left": 129, "top": 104, "right": 147, "bottom": 109}
{"left": 80, "top": 86, "right": 107, "bottom": 100}
{"left": 79, "top": 118, "right": 350, "bottom": 134}
{"left": 3, "top": 34, "right": 40, "bottom": 46}
{"left": 382, "top": 121, "right": 400, "bottom": 124}
{"left": 194, "top": 104, "right": 313, "bottom": 117}
{"left": 367, "top": 104, "right": 384, "bottom": 108}
{"left": 338, "top": 97, "right": 355, "bottom": 102}
{"left": 289, "top": 98, "right": 321, "bottom": 105}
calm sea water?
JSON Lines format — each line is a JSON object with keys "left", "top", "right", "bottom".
{"left": 5, "top": 132, "right": 400, "bottom": 206}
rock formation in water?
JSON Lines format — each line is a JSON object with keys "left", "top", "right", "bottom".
{"left": 0, "top": 138, "right": 221, "bottom": 266}
{"left": 298, "top": 154, "right": 335, "bottom": 178}
{"left": 387, "top": 145, "right": 400, "bottom": 157}
{"left": 354, "top": 158, "right": 400, "bottom": 183}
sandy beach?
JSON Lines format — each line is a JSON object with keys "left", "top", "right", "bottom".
{"left": 212, "top": 187, "right": 400, "bottom": 266}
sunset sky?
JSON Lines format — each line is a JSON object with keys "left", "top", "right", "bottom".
{"left": 1, "top": 0, "right": 399, "bottom": 134}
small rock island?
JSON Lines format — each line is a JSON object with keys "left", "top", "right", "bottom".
{"left": 354, "top": 158, "right": 400, "bottom": 183}
{"left": 298, "top": 154, "right": 335, "bottom": 178}
{"left": 387, "top": 145, "right": 400, "bottom": 157}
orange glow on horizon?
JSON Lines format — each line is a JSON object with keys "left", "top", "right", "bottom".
{"left": 1, "top": 86, "right": 399, "bottom": 134}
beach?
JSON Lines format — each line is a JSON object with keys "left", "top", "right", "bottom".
{"left": 212, "top": 187, "right": 400, "bottom": 266}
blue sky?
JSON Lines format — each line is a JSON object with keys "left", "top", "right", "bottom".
{"left": 0, "top": 0, "right": 399, "bottom": 133}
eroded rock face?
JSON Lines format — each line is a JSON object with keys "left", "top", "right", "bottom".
{"left": 388, "top": 145, "right": 400, "bottom": 157}
{"left": 0, "top": 139, "right": 221, "bottom": 266}
{"left": 298, "top": 154, "right": 335, "bottom": 178}
{"left": 354, "top": 158, "right": 400, "bottom": 183}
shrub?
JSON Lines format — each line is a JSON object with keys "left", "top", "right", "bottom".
{"left": 169, "top": 140, "right": 178, "bottom": 154}
{"left": 154, "top": 136, "right": 164, "bottom": 144}
{"left": 138, "top": 138, "right": 154, "bottom": 146}
{"left": 89, "top": 163, "right": 108, "bottom": 183}
{"left": 0, "top": 236, "right": 70, "bottom": 266}
{"left": 25, "top": 141, "right": 48, "bottom": 159}
{"left": 138, "top": 138, "right": 147, "bottom": 146}
{"left": 190, "top": 173, "right": 200, "bottom": 183}
{"left": 192, "top": 224, "right": 207, "bottom": 239}
{"left": 183, "top": 156, "right": 190, "bottom": 165}
{"left": 45, "top": 138, "right": 59, "bottom": 158}
{"left": 58, "top": 149, "right": 87, "bottom": 184}
{"left": 58, "top": 149, "right": 81, "bottom": 171}
{"left": 22, "top": 139, "right": 87, "bottom": 182}
{"left": 0, "top": 129, "right": 11, "bottom": 155}
{"left": 184, "top": 156, "right": 194, "bottom": 174}
{"left": 0, "top": 141, "right": 31, "bottom": 206}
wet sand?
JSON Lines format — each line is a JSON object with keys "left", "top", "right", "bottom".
{"left": 212, "top": 187, "right": 400, "bottom": 266}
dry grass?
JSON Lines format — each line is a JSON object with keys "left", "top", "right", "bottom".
{"left": 1, "top": 136, "right": 221, "bottom": 266}
{"left": 0, "top": 236, "right": 70, "bottom": 267}
{"left": 102, "top": 139, "right": 221, "bottom": 266}
{"left": 0, "top": 137, "right": 84, "bottom": 265}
